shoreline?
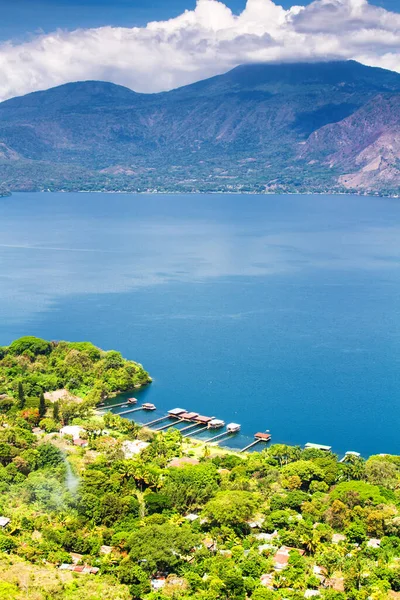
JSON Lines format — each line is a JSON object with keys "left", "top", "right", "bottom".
{"left": 7, "top": 189, "right": 400, "bottom": 199}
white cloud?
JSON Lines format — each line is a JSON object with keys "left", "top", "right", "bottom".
{"left": 0, "top": 0, "right": 399, "bottom": 102}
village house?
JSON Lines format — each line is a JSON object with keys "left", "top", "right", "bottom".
{"left": 74, "top": 438, "right": 88, "bottom": 448}
{"left": 255, "top": 530, "right": 279, "bottom": 542}
{"left": 59, "top": 564, "right": 99, "bottom": 574}
{"left": 0, "top": 517, "right": 10, "bottom": 528}
{"left": 260, "top": 573, "right": 274, "bottom": 589}
{"left": 151, "top": 576, "right": 166, "bottom": 590}
{"left": 367, "top": 538, "right": 381, "bottom": 548}
{"left": 273, "top": 546, "right": 305, "bottom": 570}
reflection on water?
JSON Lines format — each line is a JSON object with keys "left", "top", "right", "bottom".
{"left": 0, "top": 192, "right": 399, "bottom": 456}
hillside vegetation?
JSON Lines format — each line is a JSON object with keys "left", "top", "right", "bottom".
{"left": 0, "top": 61, "right": 399, "bottom": 195}
{"left": 0, "top": 336, "right": 151, "bottom": 425}
{"left": 1, "top": 339, "right": 400, "bottom": 599}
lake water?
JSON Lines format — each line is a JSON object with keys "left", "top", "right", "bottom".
{"left": 0, "top": 192, "right": 399, "bottom": 456}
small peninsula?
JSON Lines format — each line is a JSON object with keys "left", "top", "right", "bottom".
{"left": 0, "top": 336, "right": 151, "bottom": 420}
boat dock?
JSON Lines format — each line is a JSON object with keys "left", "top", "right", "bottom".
{"left": 118, "top": 403, "right": 157, "bottom": 417}
{"left": 97, "top": 401, "right": 128, "bottom": 411}
{"left": 182, "top": 425, "right": 208, "bottom": 438}
{"left": 204, "top": 423, "right": 241, "bottom": 444}
{"left": 240, "top": 431, "right": 271, "bottom": 452}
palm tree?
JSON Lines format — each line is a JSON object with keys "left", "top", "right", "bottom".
{"left": 301, "top": 529, "right": 321, "bottom": 555}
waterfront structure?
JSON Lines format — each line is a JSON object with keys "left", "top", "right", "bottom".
{"left": 168, "top": 408, "right": 187, "bottom": 417}
{"left": 227, "top": 423, "right": 241, "bottom": 433}
{"left": 304, "top": 442, "right": 332, "bottom": 452}
{"left": 208, "top": 419, "right": 225, "bottom": 429}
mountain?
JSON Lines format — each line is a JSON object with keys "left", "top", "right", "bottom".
{"left": 0, "top": 60, "right": 399, "bottom": 195}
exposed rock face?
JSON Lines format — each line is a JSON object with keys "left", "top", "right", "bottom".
{"left": 300, "top": 95, "right": 400, "bottom": 192}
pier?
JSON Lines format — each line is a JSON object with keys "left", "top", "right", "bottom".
{"left": 145, "top": 415, "right": 171, "bottom": 427}
{"left": 117, "top": 406, "right": 146, "bottom": 416}
{"left": 204, "top": 430, "right": 232, "bottom": 443}
{"left": 117, "top": 404, "right": 156, "bottom": 417}
{"left": 204, "top": 424, "right": 241, "bottom": 444}
{"left": 155, "top": 419, "right": 184, "bottom": 431}
{"left": 240, "top": 431, "right": 271, "bottom": 452}
{"left": 98, "top": 401, "right": 128, "bottom": 411}
{"left": 180, "top": 422, "right": 205, "bottom": 433}
{"left": 182, "top": 425, "right": 208, "bottom": 438}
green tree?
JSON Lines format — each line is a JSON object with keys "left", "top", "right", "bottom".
{"left": 53, "top": 401, "right": 60, "bottom": 421}
{"left": 17, "top": 382, "right": 25, "bottom": 410}
{"left": 203, "top": 490, "right": 258, "bottom": 527}
{"left": 39, "top": 392, "right": 46, "bottom": 419}
{"left": 128, "top": 523, "right": 200, "bottom": 573}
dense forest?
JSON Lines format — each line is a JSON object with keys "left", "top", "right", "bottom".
{"left": 1, "top": 338, "right": 400, "bottom": 599}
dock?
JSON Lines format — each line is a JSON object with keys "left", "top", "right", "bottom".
{"left": 240, "top": 431, "right": 271, "bottom": 453}
{"left": 97, "top": 401, "right": 129, "bottom": 411}
{"left": 117, "top": 406, "right": 147, "bottom": 416}
{"left": 117, "top": 404, "right": 156, "bottom": 417}
{"left": 182, "top": 426, "right": 209, "bottom": 438}
{"left": 155, "top": 419, "right": 184, "bottom": 432}
{"left": 204, "top": 424, "right": 241, "bottom": 444}
{"left": 180, "top": 422, "right": 206, "bottom": 433}
{"left": 145, "top": 415, "right": 171, "bottom": 427}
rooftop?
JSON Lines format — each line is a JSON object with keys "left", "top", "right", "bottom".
{"left": 305, "top": 442, "right": 332, "bottom": 451}
{"left": 180, "top": 412, "right": 199, "bottom": 420}
{"left": 168, "top": 408, "right": 187, "bottom": 416}
{"left": 255, "top": 432, "right": 271, "bottom": 440}
{"left": 0, "top": 517, "right": 10, "bottom": 527}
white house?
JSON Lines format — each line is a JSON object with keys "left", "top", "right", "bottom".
{"left": 60, "top": 425, "right": 85, "bottom": 441}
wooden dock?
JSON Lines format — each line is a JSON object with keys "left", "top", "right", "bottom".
{"left": 204, "top": 430, "right": 237, "bottom": 444}
{"left": 154, "top": 419, "right": 184, "bottom": 432}
{"left": 99, "top": 401, "right": 129, "bottom": 411}
{"left": 118, "top": 406, "right": 148, "bottom": 416}
{"left": 240, "top": 439, "right": 262, "bottom": 452}
{"left": 180, "top": 422, "right": 204, "bottom": 433}
{"left": 182, "top": 425, "right": 208, "bottom": 438}
{"left": 145, "top": 415, "right": 170, "bottom": 427}
{"left": 240, "top": 432, "right": 271, "bottom": 453}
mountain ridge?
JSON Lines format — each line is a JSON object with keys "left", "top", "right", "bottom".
{"left": 0, "top": 60, "right": 399, "bottom": 195}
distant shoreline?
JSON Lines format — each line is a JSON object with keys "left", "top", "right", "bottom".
{"left": 8, "top": 189, "right": 400, "bottom": 199}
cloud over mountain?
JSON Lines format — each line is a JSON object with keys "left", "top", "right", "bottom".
{"left": 0, "top": 0, "right": 399, "bottom": 101}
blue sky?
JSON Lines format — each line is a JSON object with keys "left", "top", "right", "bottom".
{"left": 0, "top": 0, "right": 397, "bottom": 40}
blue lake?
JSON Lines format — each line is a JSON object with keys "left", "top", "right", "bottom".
{"left": 0, "top": 192, "right": 399, "bottom": 456}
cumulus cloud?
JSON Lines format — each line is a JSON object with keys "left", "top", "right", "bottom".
{"left": 0, "top": 0, "right": 399, "bottom": 101}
